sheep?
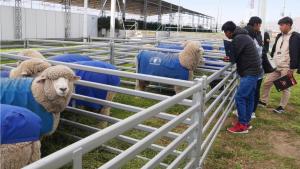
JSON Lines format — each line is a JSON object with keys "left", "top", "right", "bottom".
{"left": 0, "top": 141, "right": 41, "bottom": 169}
{"left": 0, "top": 65, "right": 80, "bottom": 136}
{"left": 136, "top": 41, "right": 204, "bottom": 93}
{"left": 48, "top": 54, "right": 120, "bottom": 128}
{"left": 16, "top": 49, "right": 45, "bottom": 66}
{"left": 9, "top": 58, "right": 51, "bottom": 78}
{"left": 157, "top": 41, "right": 227, "bottom": 89}
{"left": 18, "top": 49, "right": 45, "bottom": 59}
{"left": 0, "top": 104, "right": 42, "bottom": 169}
{"left": 72, "top": 61, "right": 120, "bottom": 128}
{"left": 47, "top": 53, "right": 93, "bottom": 62}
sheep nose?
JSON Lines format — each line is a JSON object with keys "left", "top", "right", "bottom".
{"left": 60, "top": 87, "right": 67, "bottom": 92}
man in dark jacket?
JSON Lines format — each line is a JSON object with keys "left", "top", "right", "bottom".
{"left": 260, "top": 17, "right": 300, "bottom": 113}
{"left": 264, "top": 31, "right": 271, "bottom": 54}
{"left": 244, "top": 16, "right": 263, "bottom": 46}
{"left": 222, "top": 21, "right": 263, "bottom": 134}
{"left": 244, "top": 16, "right": 264, "bottom": 119}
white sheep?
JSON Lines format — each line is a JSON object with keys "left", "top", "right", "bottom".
{"left": 0, "top": 65, "right": 80, "bottom": 169}
{"left": 9, "top": 58, "right": 51, "bottom": 78}
{"left": 136, "top": 41, "right": 204, "bottom": 93}
{"left": 16, "top": 49, "right": 46, "bottom": 66}
{"left": 1, "top": 65, "right": 80, "bottom": 136}
{"left": 18, "top": 49, "right": 45, "bottom": 59}
{"left": 0, "top": 141, "right": 41, "bottom": 169}
{"left": 47, "top": 55, "right": 121, "bottom": 128}
{"left": 0, "top": 104, "right": 42, "bottom": 169}
{"left": 71, "top": 61, "right": 120, "bottom": 128}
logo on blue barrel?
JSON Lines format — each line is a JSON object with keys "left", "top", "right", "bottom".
{"left": 149, "top": 57, "right": 162, "bottom": 65}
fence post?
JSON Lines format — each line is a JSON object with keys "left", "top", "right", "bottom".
{"left": 109, "top": 40, "right": 115, "bottom": 64}
{"left": 190, "top": 76, "right": 207, "bottom": 169}
{"left": 72, "top": 147, "right": 83, "bottom": 169}
{"left": 88, "top": 35, "right": 91, "bottom": 43}
{"left": 24, "top": 39, "right": 28, "bottom": 48}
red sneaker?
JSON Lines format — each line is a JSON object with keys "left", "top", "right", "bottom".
{"left": 227, "top": 122, "right": 249, "bottom": 134}
{"left": 231, "top": 120, "right": 252, "bottom": 130}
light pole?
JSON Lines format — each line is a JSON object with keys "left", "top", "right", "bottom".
{"left": 177, "top": 0, "right": 181, "bottom": 34}
{"left": 281, "top": 0, "right": 286, "bottom": 17}
{"left": 259, "top": 0, "right": 267, "bottom": 37}
{"left": 83, "top": 0, "right": 88, "bottom": 42}
{"left": 110, "top": 0, "right": 116, "bottom": 39}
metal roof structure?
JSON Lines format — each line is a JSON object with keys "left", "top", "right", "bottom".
{"left": 44, "top": 0, "right": 213, "bottom": 18}
{"left": 11, "top": 0, "right": 214, "bottom": 39}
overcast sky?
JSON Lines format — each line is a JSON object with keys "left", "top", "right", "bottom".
{"left": 165, "top": 0, "right": 300, "bottom": 24}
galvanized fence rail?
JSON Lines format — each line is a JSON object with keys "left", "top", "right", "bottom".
{"left": 0, "top": 38, "right": 237, "bottom": 169}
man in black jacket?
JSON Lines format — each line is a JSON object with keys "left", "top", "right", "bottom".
{"left": 244, "top": 16, "right": 264, "bottom": 119}
{"left": 264, "top": 31, "right": 271, "bottom": 54}
{"left": 260, "top": 17, "right": 300, "bottom": 113}
{"left": 244, "top": 16, "right": 263, "bottom": 46}
{"left": 222, "top": 21, "right": 263, "bottom": 134}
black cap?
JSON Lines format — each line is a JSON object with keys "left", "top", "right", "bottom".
{"left": 278, "top": 17, "right": 293, "bottom": 26}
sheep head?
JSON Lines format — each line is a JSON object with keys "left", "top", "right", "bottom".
{"left": 17, "top": 49, "right": 45, "bottom": 66}
{"left": 18, "top": 49, "right": 45, "bottom": 59}
{"left": 32, "top": 65, "right": 80, "bottom": 113}
{"left": 10, "top": 58, "right": 51, "bottom": 78}
{"left": 179, "top": 41, "right": 204, "bottom": 71}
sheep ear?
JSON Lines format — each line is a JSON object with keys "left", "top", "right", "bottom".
{"left": 16, "top": 61, "right": 22, "bottom": 66}
{"left": 73, "top": 76, "right": 81, "bottom": 81}
{"left": 36, "top": 76, "right": 46, "bottom": 83}
{"left": 182, "top": 41, "right": 188, "bottom": 47}
{"left": 21, "top": 71, "right": 29, "bottom": 76}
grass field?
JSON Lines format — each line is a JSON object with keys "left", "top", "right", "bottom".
{"left": 1, "top": 45, "right": 299, "bottom": 169}
{"left": 203, "top": 74, "right": 300, "bottom": 169}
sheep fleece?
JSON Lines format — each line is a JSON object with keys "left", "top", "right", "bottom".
{"left": 18, "top": 49, "right": 45, "bottom": 59}
{"left": 179, "top": 41, "right": 203, "bottom": 70}
{"left": 0, "top": 141, "right": 41, "bottom": 169}
{"left": 9, "top": 58, "right": 51, "bottom": 78}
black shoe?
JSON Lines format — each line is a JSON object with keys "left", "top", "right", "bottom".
{"left": 273, "top": 106, "right": 284, "bottom": 114}
{"left": 258, "top": 100, "right": 267, "bottom": 107}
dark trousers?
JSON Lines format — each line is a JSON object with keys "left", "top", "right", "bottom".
{"left": 253, "top": 78, "right": 263, "bottom": 113}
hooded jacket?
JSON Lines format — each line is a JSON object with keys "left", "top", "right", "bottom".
{"left": 271, "top": 31, "right": 300, "bottom": 74}
{"left": 244, "top": 25, "right": 263, "bottom": 46}
{"left": 230, "top": 27, "right": 263, "bottom": 77}
{"left": 244, "top": 25, "right": 276, "bottom": 73}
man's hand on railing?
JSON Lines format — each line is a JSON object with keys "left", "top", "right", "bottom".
{"left": 223, "top": 56, "right": 230, "bottom": 62}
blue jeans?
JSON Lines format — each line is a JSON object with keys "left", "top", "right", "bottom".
{"left": 235, "top": 75, "right": 259, "bottom": 125}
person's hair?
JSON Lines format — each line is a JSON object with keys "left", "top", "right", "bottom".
{"left": 221, "top": 21, "right": 236, "bottom": 32}
{"left": 248, "top": 16, "right": 262, "bottom": 26}
{"left": 278, "top": 17, "right": 293, "bottom": 26}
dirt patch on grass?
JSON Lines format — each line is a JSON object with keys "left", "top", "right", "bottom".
{"left": 268, "top": 131, "right": 300, "bottom": 160}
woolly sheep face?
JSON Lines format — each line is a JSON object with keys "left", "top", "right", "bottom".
{"left": 36, "top": 75, "right": 80, "bottom": 99}
{"left": 35, "top": 65, "right": 80, "bottom": 100}
{"left": 53, "top": 77, "right": 71, "bottom": 97}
